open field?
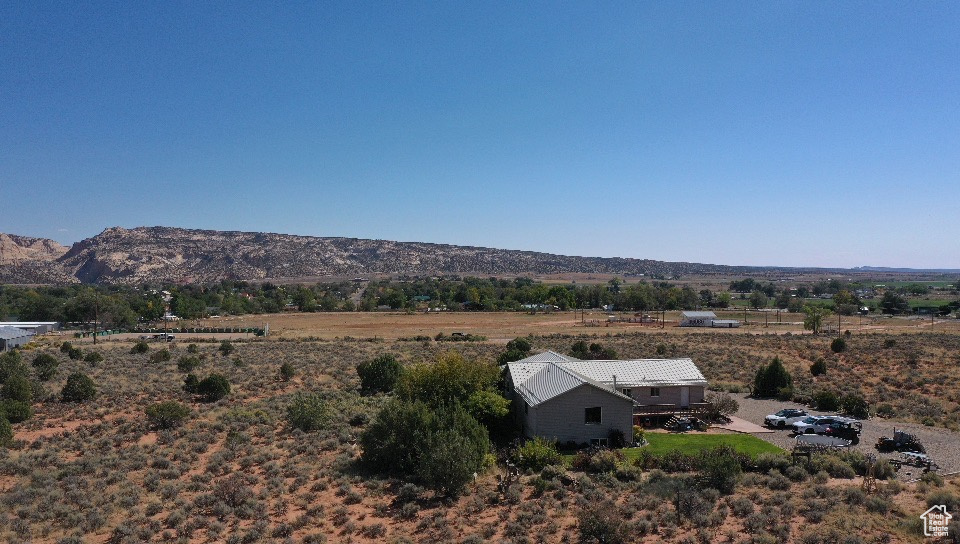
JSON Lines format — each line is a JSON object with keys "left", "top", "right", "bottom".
{"left": 4, "top": 320, "right": 960, "bottom": 542}
{"left": 145, "top": 310, "right": 960, "bottom": 342}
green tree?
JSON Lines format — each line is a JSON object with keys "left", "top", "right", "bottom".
{"left": 194, "top": 374, "right": 230, "bottom": 402}
{"left": 396, "top": 352, "right": 500, "bottom": 407}
{"left": 62, "top": 372, "right": 97, "bottom": 402}
{"left": 357, "top": 354, "right": 403, "bottom": 394}
{"left": 360, "top": 399, "right": 434, "bottom": 476}
{"left": 753, "top": 357, "right": 793, "bottom": 398}
{"left": 286, "top": 393, "right": 329, "bottom": 432}
{"left": 831, "top": 337, "right": 847, "bottom": 353}
{"left": 145, "top": 401, "right": 191, "bottom": 430}
{"left": 714, "top": 292, "right": 732, "bottom": 309}
{"left": 32, "top": 353, "right": 59, "bottom": 381}
{"left": 749, "top": 290, "right": 768, "bottom": 309}
{"left": 880, "top": 291, "right": 909, "bottom": 315}
{"left": 218, "top": 340, "right": 235, "bottom": 356}
{"left": 497, "top": 337, "right": 532, "bottom": 365}
{"left": 2, "top": 374, "right": 32, "bottom": 403}
{"left": 279, "top": 361, "right": 295, "bottom": 381}
{"left": 802, "top": 305, "right": 830, "bottom": 334}
{"left": 810, "top": 358, "right": 827, "bottom": 376}
{"left": 416, "top": 405, "right": 490, "bottom": 495}
{"left": 0, "top": 416, "right": 12, "bottom": 447}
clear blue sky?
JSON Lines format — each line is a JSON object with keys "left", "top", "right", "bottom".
{"left": 2, "top": 2, "right": 958, "bottom": 269}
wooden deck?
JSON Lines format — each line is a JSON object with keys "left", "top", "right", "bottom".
{"left": 633, "top": 403, "right": 711, "bottom": 424}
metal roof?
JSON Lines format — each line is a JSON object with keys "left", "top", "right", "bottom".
{"left": 562, "top": 358, "right": 708, "bottom": 388}
{"left": 0, "top": 326, "right": 33, "bottom": 341}
{"left": 508, "top": 352, "right": 706, "bottom": 406}
{"left": 680, "top": 311, "right": 717, "bottom": 318}
{"left": 514, "top": 350, "right": 576, "bottom": 363}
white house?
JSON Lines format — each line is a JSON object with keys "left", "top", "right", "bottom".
{"left": 506, "top": 351, "right": 710, "bottom": 445}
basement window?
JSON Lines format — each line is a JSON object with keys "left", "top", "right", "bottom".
{"left": 584, "top": 406, "right": 602, "bottom": 425}
{"left": 590, "top": 438, "right": 609, "bottom": 447}
{"left": 650, "top": 387, "right": 660, "bottom": 397}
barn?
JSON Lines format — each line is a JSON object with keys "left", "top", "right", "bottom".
{"left": 679, "top": 311, "right": 717, "bottom": 327}
{"left": 0, "top": 326, "right": 34, "bottom": 352}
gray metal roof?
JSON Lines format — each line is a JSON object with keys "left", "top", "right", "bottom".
{"left": 509, "top": 352, "right": 708, "bottom": 406}
{"left": 562, "top": 358, "right": 708, "bottom": 388}
{"left": 509, "top": 360, "right": 633, "bottom": 407}
{"left": 0, "top": 326, "right": 33, "bottom": 340}
{"left": 515, "top": 350, "right": 576, "bottom": 363}
{"left": 680, "top": 311, "right": 717, "bottom": 318}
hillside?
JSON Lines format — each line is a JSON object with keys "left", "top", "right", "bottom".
{"left": 4, "top": 225, "right": 805, "bottom": 285}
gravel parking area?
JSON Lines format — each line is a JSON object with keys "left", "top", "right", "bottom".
{"left": 731, "top": 393, "right": 960, "bottom": 474}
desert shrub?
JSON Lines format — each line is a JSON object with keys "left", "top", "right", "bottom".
{"left": 865, "top": 495, "right": 891, "bottom": 514}
{"left": 570, "top": 340, "right": 617, "bottom": 360}
{"left": 875, "top": 403, "right": 895, "bottom": 418}
{"left": 513, "top": 437, "right": 562, "bottom": 471}
{"left": 360, "top": 399, "right": 489, "bottom": 495}
{"left": 809, "top": 358, "right": 826, "bottom": 376}
{"left": 59, "top": 341, "right": 74, "bottom": 354}
{"left": 83, "top": 351, "right": 104, "bottom": 363}
{"left": 357, "top": 354, "right": 403, "bottom": 394}
{"left": 578, "top": 500, "right": 627, "bottom": 544}
{"left": 130, "top": 341, "right": 150, "bottom": 354}
{"left": 840, "top": 394, "right": 869, "bottom": 419}
{"left": 194, "top": 374, "right": 230, "bottom": 402}
{"left": 0, "top": 400, "right": 33, "bottom": 423}
{"left": 704, "top": 391, "right": 739, "bottom": 418}
{"left": 776, "top": 386, "right": 794, "bottom": 401}
{"left": 2, "top": 373, "right": 32, "bottom": 403}
{"left": 32, "top": 353, "right": 59, "bottom": 381}
{"left": 698, "top": 446, "right": 742, "bottom": 495}
{"left": 148, "top": 349, "right": 171, "bottom": 364}
{"left": 416, "top": 406, "right": 490, "bottom": 495}
{"left": 830, "top": 337, "right": 847, "bottom": 353}
{"left": 62, "top": 372, "right": 97, "bottom": 402}
{"left": 218, "top": 340, "right": 234, "bottom": 356}
{"left": 811, "top": 390, "right": 840, "bottom": 411}
{"left": 279, "top": 361, "right": 295, "bottom": 381}
{"left": 187, "top": 343, "right": 199, "bottom": 354}
{"left": 754, "top": 453, "right": 791, "bottom": 473}
{"left": 286, "top": 393, "right": 328, "bottom": 432}
{"left": 588, "top": 449, "right": 624, "bottom": 473}
{"left": 926, "top": 490, "right": 960, "bottom": 512}
{"left": 883, "top": 338, "right": 896, "bottom": 348}
{"left": 0, "top": 416, "right": 11, "bottom": 447}
{"left": 66, "top": 346, "right": 83, "bottom": 360}
{"left": 176, "top": 356, "right": 201, "bottom": 373}
{"left": 145, "top": 401, "right": 191, "bottom": 430}
{"left": 0, "top": 351, "right": 26, "bottom": 384}
{"left": 752, "top": 357, "right": 792, "bottom": 397}
{"left": 497, "top": 337, "right": 532, "bottom": 365}
{"left": 183, "top": 374, "right": 199, "bottom": 393}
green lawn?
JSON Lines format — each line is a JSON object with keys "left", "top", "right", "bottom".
{"left": 623, "top": 432, "right": 782, "bottom": 461}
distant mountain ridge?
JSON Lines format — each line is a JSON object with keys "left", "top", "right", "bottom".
{"left": 0, "top": 226, "right": 947, "bottom": 285}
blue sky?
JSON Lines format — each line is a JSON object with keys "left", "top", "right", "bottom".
{"left": 2, "top": 2, "right": 958, "bottom": 268}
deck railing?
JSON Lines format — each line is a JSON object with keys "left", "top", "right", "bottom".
{"left": 632, "top": 402, "right": 711, "bottom": 417}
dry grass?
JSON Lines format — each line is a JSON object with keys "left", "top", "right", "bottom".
{"left": 3, "top": 322, "right": 959, "bottom": 542}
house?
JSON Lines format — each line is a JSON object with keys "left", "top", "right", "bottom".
{"left": 0, "top": 322, "right": 60, "bottom": 334}
{"left": 506, "top": 351, "right": 709, "bottom": 444}
{"left": 0, "top": 326, "right": 34, "bottom": 352}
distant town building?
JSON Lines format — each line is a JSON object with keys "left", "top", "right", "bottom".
{"left": 0, "top": 326, "right": 33, "bottom": 352}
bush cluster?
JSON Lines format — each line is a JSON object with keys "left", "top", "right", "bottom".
{"left": 184, "top": 373, "right": 230, "bottom": 402}
{"left": 145, "top": 401, "right": 191, "bottom": 429}
{"left": 286, "top": 393, "right": 328, "bottom": 432}
{"left": 62, "top": 372, "right": 97, "bottom": 402}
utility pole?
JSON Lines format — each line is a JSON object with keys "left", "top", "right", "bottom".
{"left": 837, "top": 312, "right": 842, "bottom": 338}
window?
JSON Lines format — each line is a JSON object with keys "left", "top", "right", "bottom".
{"left": 621, "top": 388, "right": 632, "bottom": 398}
{"left": 590, "top": 438, "right": 609, "bottom": 446}
{"left": 584, "top": 407, "right": 602, "bottom": 424}
{"left": 650, "top": 387, "right": 660, "bottom": 397}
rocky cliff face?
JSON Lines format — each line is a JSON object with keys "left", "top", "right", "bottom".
{"left": 1, "top": 225, "right": 769, "bottom": 285}
{"left": 0, "top": 234, "right": 75, "bottom": 284}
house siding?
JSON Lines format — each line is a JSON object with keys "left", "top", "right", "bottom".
{"left": 627, "top": 385, "right": 705, "bottom": 406}
{"left": 528, "top": 384, "right": 633, "bottom": 445}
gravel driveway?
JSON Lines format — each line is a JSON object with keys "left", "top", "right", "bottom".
{"left": 730, "top": 393, "right": 960, "bottom": 475}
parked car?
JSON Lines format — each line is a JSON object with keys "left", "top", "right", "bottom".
{"left": 764, "top": 408, "right": 809, "bottom": 428}
{"left": 792, "top": 415, "right": 859, "bottom": 435}
{"left": 822, "top": 420, "right": 862, "bottom": 444}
